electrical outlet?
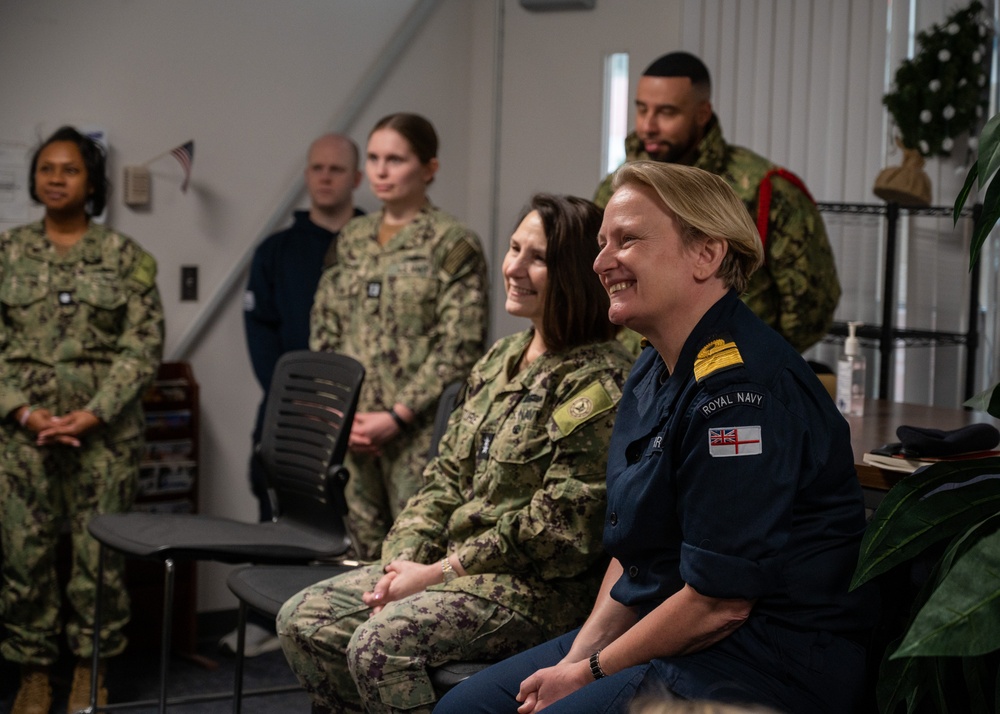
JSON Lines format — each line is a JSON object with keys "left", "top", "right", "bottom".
{"left": 181, "top": 266, "right": 198, "bottom": 301}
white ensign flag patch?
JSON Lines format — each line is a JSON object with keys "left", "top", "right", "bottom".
{"left": 708, "top": 426, "right": 762, "bottom": 457}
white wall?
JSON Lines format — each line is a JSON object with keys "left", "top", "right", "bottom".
{"left": 1, "top": 0, "right": 983, "bottom": 613}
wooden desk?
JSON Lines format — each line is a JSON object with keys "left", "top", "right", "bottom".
{"left": 845, "top": 399, "right": 1000, "bottom": 495}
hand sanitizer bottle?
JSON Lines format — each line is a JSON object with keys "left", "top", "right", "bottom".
{"left": 836, "top": 321, "right": 866, "bottom": 416}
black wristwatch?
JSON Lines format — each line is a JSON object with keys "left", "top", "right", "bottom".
{"left": 589, "top": 650, "right": 606, "bottom": 680}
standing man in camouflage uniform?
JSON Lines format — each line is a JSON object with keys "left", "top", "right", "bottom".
{"left": 0, "top": 127, "right": 164, "bottom": 714}
{"left": 595, "top": 52, "right": 839, "bottom": 355}
{"left": 310, "top": 114, "right": 488, "bottom": 560}
{"left": 280, "top": 194, "right": 632, "bottom": 714}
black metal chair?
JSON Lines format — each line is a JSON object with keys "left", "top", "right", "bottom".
{"left": 225, "top": 379, "right": 489, "bottom": 711}
{"left": 83, "top": 350, "right": 364, "bottom": 714}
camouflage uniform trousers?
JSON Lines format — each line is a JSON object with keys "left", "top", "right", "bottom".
{"left": 277, "top": 563, "right": 546, "bottom": 713}
{"left": 345, "top": 415, "right": 433, "bottom": 561}
{"left": 0, "top": 424, "right": 139, "bottom": 665}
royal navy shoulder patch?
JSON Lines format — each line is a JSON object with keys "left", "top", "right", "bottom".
{"left": 693, "top": 337, "right": 744, "bottom": 383}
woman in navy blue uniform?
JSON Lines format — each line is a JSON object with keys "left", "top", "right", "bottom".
{"left": 434, "top": 162, "right": 875, "bottom": 714}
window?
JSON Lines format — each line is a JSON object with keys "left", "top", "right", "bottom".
{"left": 602, "top": 52, "right": 629, "bottom": 178}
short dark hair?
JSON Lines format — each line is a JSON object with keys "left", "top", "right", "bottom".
{"left": 524, "top": 194, "right": 618, "bottom": 352}
{"left": 642, "top": 51, "right": 712, "bottom": 93}
{"left": 29, "top": 126, "right": 108, "bottom": 217}
{"left": 371, "top": 113, "right": 438, "bottom": 164}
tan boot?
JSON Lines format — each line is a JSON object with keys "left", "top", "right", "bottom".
{"left": 66, "top": 660, "right": 107, "bottom": 714}
{"left": 11, "top": 665, "right": 52, "bottom": 714}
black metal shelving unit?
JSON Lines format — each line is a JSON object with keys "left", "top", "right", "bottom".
{"left": 818, "top": 201, "right": 981, "bottom": 401}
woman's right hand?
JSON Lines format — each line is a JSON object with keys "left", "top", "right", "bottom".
{"left": 362, "top": 560, "right": 441, "bottom": 614}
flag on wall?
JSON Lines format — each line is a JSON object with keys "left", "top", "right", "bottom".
{"left": 170, "top": 141, "right": 195, "bottom": 192}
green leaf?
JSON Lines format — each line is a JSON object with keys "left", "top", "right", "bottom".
{"left": 970, "top": 173, "right": 1000, "bottom": 270}
{"left": 852, "top": 458, "right": 1000, "bottom": 589}
{"left": 978, "top": 111, "right": 1000, "bottom": 191}
{"left": 962, "top": 383, "right": 1000, "bottom": 418}
{"left": 894, "top": 527, "right": 1000, "bottom": 657}
{"left": 955, "top": 160, "right": 979, "bottom": 223}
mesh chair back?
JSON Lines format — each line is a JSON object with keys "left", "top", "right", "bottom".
{"left": 258, "top": 350, "right": 364, "bottom": 537}
{"left": 428, "top": 381, "right": 463, "bottom": 460}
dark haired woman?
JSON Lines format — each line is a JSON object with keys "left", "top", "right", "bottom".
{"left": 0, "top": 126, "right": 164, "bottom": 712}
{"left": 310, "top": 113, "right": 488, "bottom": 560}
{"left": 280, "top": 194, "right": 633, "bottom": 714}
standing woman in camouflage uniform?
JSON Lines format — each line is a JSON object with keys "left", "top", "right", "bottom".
{"left": 310, "top": 113, "right": 488, "bottom": 560}
{"left": 0, "top": 127, "right": 164, "bottom": 714}
{"left": 279, "top": 194, "right": 633, "bottom": 714}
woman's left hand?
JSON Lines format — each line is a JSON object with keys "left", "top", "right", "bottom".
{"left": 36, "top": 410, "right": 100, "bottom": 447}
{"left": 361, "top": 560, "right": 440, "bottom": 614}
{"left": 516, "top": 659, "right": 592, "bottom": 714}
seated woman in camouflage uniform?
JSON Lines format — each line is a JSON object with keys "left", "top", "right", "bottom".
{"left": 277, "top": 194, "right": 633, "bottom": 714}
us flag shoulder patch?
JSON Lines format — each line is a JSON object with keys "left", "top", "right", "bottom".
{"left": 708, "top": 426, "right": 762, "bottom": 457}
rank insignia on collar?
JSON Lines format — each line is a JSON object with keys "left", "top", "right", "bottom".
{"left": 694, "top": 337, "right": 743, "bottom": 383}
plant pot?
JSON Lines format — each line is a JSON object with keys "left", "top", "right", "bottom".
{"left": 873, "top": 147, "right": 932, "bottom": 207}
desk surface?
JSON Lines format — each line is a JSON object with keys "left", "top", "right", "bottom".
{"left": 846, "top": 398, "right": 999, "bottom": 491}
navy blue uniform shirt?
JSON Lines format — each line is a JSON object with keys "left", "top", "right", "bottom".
{"left": 605, "top": 289, "right": 874, "bottom": 635}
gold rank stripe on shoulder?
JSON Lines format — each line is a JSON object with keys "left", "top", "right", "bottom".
{"left": 553, "top": 381, "right": 614, "bottom": 436}
{"left": 693, "top": 338, "right": 744, "bottom": 383}
{"left": 441, "top": 239, "right": 476, "bottom": 276}
{"left": 130, "top": 252, "right": 157, "bottom": 289}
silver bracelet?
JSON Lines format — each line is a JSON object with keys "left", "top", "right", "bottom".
{"left": 18, "top": 406, "right": 33, "bottom": 427}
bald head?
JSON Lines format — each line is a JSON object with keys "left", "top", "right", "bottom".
{"left": 305, "top": 133, "right": 362, "bottom": 230}
{"left": 308, "top": 133, "right": 360, "bottom": 173}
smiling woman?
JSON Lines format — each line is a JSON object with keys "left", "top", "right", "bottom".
{"left": 0, "top": 126, "right": 164, "bottom": 711}
{"left": 278, "top": 192, "right": 631, "bottom": 714}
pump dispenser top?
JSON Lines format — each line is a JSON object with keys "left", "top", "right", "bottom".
{"left": 844, "top": 321, "right": 862, "bottom": 357}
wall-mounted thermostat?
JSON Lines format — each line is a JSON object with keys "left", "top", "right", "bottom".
{"left": 124, "top": 165, "right": 150, "bottom": 207}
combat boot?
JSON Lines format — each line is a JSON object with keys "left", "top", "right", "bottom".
{"left": 11, "top": 665, "right": 52, "bottom": 714}
{"left": 66, "top": 659, "right": 107, "bottom": 714}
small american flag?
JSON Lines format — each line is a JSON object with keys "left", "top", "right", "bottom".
{"left": 170, "top": 140, "right": 194, "bottom": 192}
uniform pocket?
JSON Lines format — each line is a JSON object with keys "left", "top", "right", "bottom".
{"left": 76, "top": 271, "right": 127, "bottom": 337}
{"left": 377, "top": 668, "right": 437, "bottom": 710}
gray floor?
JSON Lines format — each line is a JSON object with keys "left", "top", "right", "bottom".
{"left": 0, "top": 627, "right": 312, "bottom": 714}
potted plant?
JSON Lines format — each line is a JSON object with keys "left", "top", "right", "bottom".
{"left": 852, "top": 110, "right": 1000, "bottom": 713}
{"left": 873, "top": 0, "right": 991, "bottom": 207}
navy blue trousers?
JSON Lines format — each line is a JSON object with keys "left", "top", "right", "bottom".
{"left": 434, "top": 619, "right": 867, "bottom": 714}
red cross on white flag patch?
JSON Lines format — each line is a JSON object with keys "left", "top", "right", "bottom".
{"left": 708, "top": 426, "right": 762, "bottom": 457}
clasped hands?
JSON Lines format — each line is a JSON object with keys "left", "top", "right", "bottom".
{"left": 20, "top": 407, "right": 100, "bottom": 447}
{"left": 362, "top": 560, "right": 443, "bottom": 615}
{"left": 349, "top": 404, "right": 414, "bottom": 456}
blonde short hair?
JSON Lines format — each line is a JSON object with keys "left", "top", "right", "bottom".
{"left": 611, "top": 161, "right": 764, "bottom": 294}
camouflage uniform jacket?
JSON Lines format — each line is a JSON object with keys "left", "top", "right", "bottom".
{"left": 595, "top": 116, "right": 840, "bottom": 353}
{"left": 0, "top": 221, "right": 164, "bottom": 437}
{"left": 310, "top": 204, "right": 488, "bottom": 417}
{"left": 382, "top": 330, "right": 633, "bottom": 631}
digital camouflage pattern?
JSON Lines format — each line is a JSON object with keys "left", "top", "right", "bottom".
{"left": 278, "top": 563, "right": 540, "bottom": 714}
{"left": 278, "top": 330, "right": 633, "bottom": 713}
{"left": 0, "top": 221, "right": 164, "bottom": 665}
{"left": 310, "top": 204, "right": 488, "bottom": 559}
{"left": 595, "top": 116, "right": 840, "bottom": 354}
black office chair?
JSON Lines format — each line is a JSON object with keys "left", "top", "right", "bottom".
{"left": 84, "top": 350, "right": 364, "bottom": 714}
{"left": 225, "top": 380, "right": 488, "bottom": 711}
